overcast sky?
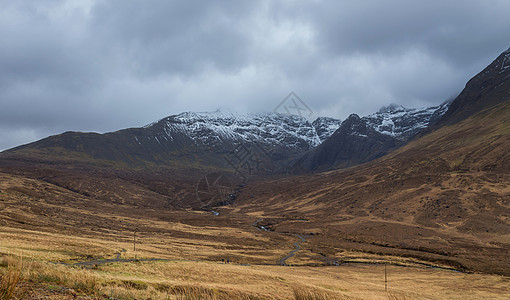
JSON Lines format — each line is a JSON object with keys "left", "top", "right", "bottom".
{"left": 1, "top": 0, "right": 510, "bottom": 151}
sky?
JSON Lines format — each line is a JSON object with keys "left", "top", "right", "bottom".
{"left": 1, "top": 0, "right": 510, "bottom": 151}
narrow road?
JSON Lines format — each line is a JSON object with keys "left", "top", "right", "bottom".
{"left": 279, "top": 234, "right": 306, "bottom": 266}
{"left": 73, "top": 257, "right": 170, "bottom": 267}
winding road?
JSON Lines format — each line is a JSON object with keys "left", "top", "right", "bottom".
{"left": 70, "top": 219, "right": 308, "bottom": 268}
{"left": 62, "top": 227, "right": 460, "bottom": 273}
{"left": 279, "top": 234, "right": 307, "bottom": 266}
{"left": 252, "top": 218, "right": 308, "bottom": 266}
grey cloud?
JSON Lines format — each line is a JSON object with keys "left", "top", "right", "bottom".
{"left": 292, "top": 1, "right": 510, "bottom": 61}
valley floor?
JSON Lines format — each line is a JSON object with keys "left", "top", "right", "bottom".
{"left": 1, "top": 172, "right": 509, "bottom": 299}
{"left": 1, "top": 222, "right": 509, "bottom": 299}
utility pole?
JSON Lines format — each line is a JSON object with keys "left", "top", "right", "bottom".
{"left": 384, "top": 263, "right": 388, "bottom": 292}
{"left": 133, "top": 230, "right": 136, "bottom": 260}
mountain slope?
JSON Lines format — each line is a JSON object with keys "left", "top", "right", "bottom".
{"left": 236, "top": 99, "right": 510, "bottom": 275}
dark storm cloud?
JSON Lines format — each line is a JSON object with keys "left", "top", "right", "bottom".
{"left": 90, "top": 0, "right": 257, "bottom": 77}
{"left": 1, "top": 0, "right": 510, "bottom": 150}
{"left": 296, "top": 1, "right": 510, "bottom": 66}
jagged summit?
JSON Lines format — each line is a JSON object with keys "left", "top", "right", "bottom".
{"left": 3, "top": 109, "right": 326, "bottom": 169}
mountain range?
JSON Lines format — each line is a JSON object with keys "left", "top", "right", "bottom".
{"left": 1, "top": 46, "right": 510, "bottom": 276}
{"left": 1, "top": 100, "right": 450, "bottom": 175}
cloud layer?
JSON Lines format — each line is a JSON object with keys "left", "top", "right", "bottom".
{"left": 1, "top": 0, "right": 509, "bottom": 150}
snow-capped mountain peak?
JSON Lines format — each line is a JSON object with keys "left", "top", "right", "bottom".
{"left": 157, "top": 110, "right": 322, "bottom": 150}
{"left": 143, "top": 101, "right": 450, "bottom": 155}
{"left": 363, "top": 101, "right": 451, "bottom": 141}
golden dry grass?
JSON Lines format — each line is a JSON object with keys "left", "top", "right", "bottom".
{"left": 292, "top": 285, "right": 347, "bottom": 300}
{"left": 0, "top": 255, "right": 25, "bottom": 300}
{"left": 1, "top": 246, "right": 510, "bottom": 299}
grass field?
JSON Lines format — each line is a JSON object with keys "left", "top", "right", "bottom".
{"left": 1, "top": 224, "right": 510, "bottom": 299}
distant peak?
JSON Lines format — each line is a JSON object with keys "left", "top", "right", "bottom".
{"left": 346, "top": 113, "right": 361, "bottom": 120}
{"left": 441, "top": 97, "right": 455, "bottom": 106}
{"left": 378, "top": 103, "right": 406, "bottom": 113}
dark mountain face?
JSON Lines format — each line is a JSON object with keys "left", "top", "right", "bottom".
{"left": 437, "top": 47, "right": 510, "bottom": 126}
{"left": 293, "top": 114, "right": 403, "bottom": 172}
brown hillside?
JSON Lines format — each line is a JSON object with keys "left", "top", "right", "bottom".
{"left": 234, "top": 99, "right": 510, "bottom": 275}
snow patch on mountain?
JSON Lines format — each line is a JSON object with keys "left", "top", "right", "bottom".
{"left": 312, "top": 117, "right": 343, "bottom": 142}
{"left": 363, "top": 102, "right": 451, "bottom": 141}
{"left": 158, "top": 109, "right": 321, "bottom": 149}
{"left": 500, "top": 52, "right": 510, "bottom": 73}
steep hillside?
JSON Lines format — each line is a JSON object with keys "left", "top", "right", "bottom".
{"left": 437, "top": 47, "right": 510, "bottom": 126}
{"left": 235, "top": 99, "right": 510, "bottom": 275}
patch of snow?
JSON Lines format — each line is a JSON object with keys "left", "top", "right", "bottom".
{"left": 260, "top": 225, "right": 269, "bottom": 231}
{"left": 500, "top": 53, "right": 510, "bottom": 73}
